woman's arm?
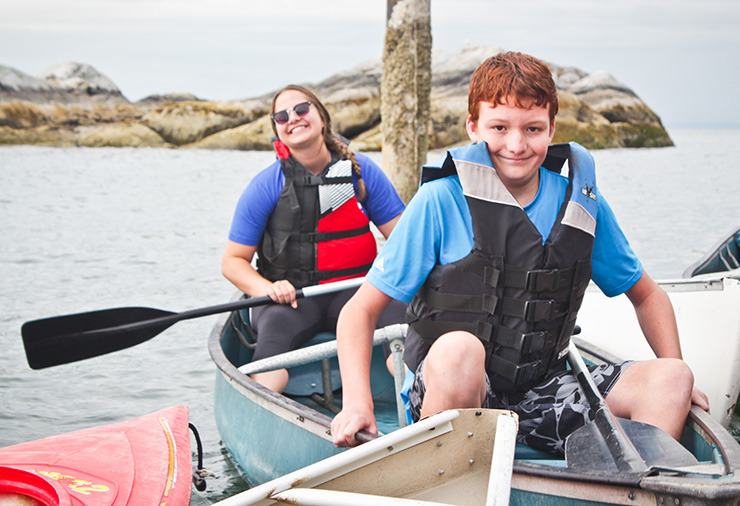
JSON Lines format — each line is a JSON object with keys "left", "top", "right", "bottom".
{"left": 376, "top": 213, "right": 402, "bottom": 239}
{"left": 222, "top": 240, "right": 297, "bottom": 307}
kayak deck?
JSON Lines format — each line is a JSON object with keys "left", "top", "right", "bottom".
{"left": 0, "top": 405, "right": 192, "bottom": 506}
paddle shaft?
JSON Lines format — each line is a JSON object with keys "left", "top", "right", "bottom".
{"left": 23, "top": 277, "right": 365, "bottom": 369}
{"left": 567, "top": 342, "right": 648, "bottom": 473}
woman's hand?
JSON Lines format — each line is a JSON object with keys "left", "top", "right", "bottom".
{"left": 266, "top": 279, "right": 298, "bottom": 308}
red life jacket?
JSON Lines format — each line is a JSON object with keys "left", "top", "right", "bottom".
{"left": 256, "top": 139, "right": 376, "bottom": 288}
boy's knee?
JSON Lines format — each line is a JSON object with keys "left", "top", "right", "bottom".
{"left": 661, "top": 358, "right": 694, "bottom": 389}
{"left": 428, "top": 331, "right": 484, "bottom": 366}
{"left": 644, "top": 358, "right": 694, "bottom": 401}
{"left": 424, "top": 332, "right": 485, "bottom": 381}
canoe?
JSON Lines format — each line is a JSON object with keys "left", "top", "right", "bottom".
{"left": 209, "top": 293, "right": 740, "bottom": 505}
{"left": 212, "top": 408, "right": 519, "bottom": 506}
{"left": 683, "top": 224, "right": 740, "bottom": 278}
{"left": 576, "top": 274, "right": 740, "bottom": 428}
{"left": 0, "top": 405, "right": 192, "bottom": 506}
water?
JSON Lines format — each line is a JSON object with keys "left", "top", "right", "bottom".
{"left": 1, "top": 129, "right": 739, "bottom": 503}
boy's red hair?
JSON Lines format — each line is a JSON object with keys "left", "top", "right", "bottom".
{"left": 468, "top": 52, "right": 558, "bottom": 124}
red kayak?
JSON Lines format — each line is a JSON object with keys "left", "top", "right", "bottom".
{"left": 0, "top": 405, "right": 192, "bottom": 506}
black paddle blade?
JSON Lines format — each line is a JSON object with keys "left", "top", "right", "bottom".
{"left": 22, "top": 307, "right": 177, "bottom": 369}
{"left": 565, "top": 416, "right": 698, "bottom": 473}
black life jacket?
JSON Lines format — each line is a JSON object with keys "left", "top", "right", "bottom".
{"left": 256, "top": 139, "right": 377, "bottom": 289}
{"left": 405, "top": 142, "right": 598, "bottom": 392}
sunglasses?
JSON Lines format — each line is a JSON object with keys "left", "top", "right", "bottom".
{"left": 271, "top": 101, "right": 313, "bottom": 125}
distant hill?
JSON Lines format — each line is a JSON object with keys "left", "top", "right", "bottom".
{"left": 0, "top": 48, "right": 672, "bottom": 150}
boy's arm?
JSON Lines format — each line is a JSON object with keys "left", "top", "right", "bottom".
{"left": 624, "top": 272, "right": 682, "bottom": 359}
{"left": 331, "top": 281, "right": 393, "bottom": 447}
{"left": 625, "top": 272, "right": 710, "bottom": 410}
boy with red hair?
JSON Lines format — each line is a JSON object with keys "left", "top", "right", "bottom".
{"left": 331, "top": 52, "right": 707, "bottom": 452}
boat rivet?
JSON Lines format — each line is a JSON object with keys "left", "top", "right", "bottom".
{"left": 467, "top": 432, "right": 474, "bottom": 438}
{"left": 628, "top": 491, "right": 636, "bottom": 501}
{"left": 387, "top": 446, "right": 394, "bottom": 452}
{"left": 469, "top": 459, "right": 475, "bottom": 465}
{"left": 475, "top": 411, "right": 482, "bottom": 416}
{"left": 437, "top": 441, "right": 443, "bottom": 447}
{"left": 438, "top": 470, "right": 445, "bottom": 476}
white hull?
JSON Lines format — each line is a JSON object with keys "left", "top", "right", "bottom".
{"left": 213, "top": 409, "right": 518, "bottom": 506}
{"left": 576, "top": 273, "right": 740, "bottom": 427}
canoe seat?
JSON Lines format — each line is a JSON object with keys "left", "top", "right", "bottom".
{"left": 284, "top": 332, "right": 341, "bottom": 397}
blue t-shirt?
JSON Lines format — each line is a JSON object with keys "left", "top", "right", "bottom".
{"left": 229, "top": 153, "right": 405, "bottom": 246}
{"left": 368, "top": 155, "right": 642, "bottom": 302}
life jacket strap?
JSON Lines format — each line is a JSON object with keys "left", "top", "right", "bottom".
{"left": 262, "top": 263, "right": 373, "bottom": 285}
{"left": 488, "top": 354, "right": 552, "bottom": 386}
{"left": 499, "top": 297, "right": 569, "bottom": 322}
{"left": 418, "top": 285, "right": 498, "bottom": 314}
{"left": 504, "top": 266, "right": 576, "bottom": 292}
{"left": 298, "top": 174, "right": 353, "bottom": 186}
{"left": 298, "top": 225, "right": 371, "bottom": 243}
{"left": 408, "top": 317, "right": 495, "bottom": 344}
{"left": 496, "top": 326, "right": 560, "bottom": 354}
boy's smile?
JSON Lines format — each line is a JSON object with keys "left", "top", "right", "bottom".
{"left": 466, "top": 98, "right": 555, "bottom": 206}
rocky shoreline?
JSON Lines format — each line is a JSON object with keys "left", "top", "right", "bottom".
{"left": 0, "top": 47, "right": 673, "bottom": 151}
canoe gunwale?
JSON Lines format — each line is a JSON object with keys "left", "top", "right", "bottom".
{"left": 208, "top": 307, "right": 337, "bottom": 437}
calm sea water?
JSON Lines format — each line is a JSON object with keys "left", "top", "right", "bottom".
{"left": 1, "top": 129, "right": 739, "bottom": 503}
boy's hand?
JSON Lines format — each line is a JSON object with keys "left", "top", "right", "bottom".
{"left": 691, "top": 386, "right": 710, "bottom": 412}
{"left": 331, "top": 407, "right": 377, "bottom": 447}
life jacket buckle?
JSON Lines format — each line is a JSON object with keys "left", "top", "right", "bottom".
{"left": 511, "top": 359, "right": 547, "bottom": 385}
{"left": 520, "top": 330, "right": 557, "bottom": 354}
{"left": 525, "top": 269, "right": 572, "bottom": 292}
{"left": 523, "top": 299, "right": 569, "bottom": 321}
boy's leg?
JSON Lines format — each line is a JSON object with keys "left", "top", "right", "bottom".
{"left": 604, "top": 358, "right": 693, "bottom": 440}
{"left": 510, "top": 362, "right": 630, "bottom": 453}
{"left": 419, "top": 331, "right": 488, "bottom": 419}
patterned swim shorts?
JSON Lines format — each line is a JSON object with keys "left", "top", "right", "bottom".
{"left": 407, "top": 358, "right": 634, "bottom": 454}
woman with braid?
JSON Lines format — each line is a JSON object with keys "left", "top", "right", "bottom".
{"left": 223, "top": 85, "right": 406, "bottom": 392}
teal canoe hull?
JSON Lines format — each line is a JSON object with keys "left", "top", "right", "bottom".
{"left": 210, "top": 294, "right": 740, "bottom": 504}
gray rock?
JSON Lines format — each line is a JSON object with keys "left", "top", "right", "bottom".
{"left": 0, "top": 47, "right": 673, "bottom": 149}
{"left": 42, "top": 62, "right": 128, "bottom": 103}
{"left": 77, "top": 122, "right": 170, "bottom": 148}
{"left": 0, "top": 64, "right": 75, "bottom": 104}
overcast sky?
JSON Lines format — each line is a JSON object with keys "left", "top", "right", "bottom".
{"left": 1, "top": 0, "right": 738, "bottom": 128}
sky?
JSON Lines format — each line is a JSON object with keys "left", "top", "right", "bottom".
{"left": 1, "top": 0, "right": 739, "bottom": 128}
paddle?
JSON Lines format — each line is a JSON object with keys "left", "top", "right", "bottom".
{"left": 565, "top": 341, "right": 697, "bottom": 474}
{"left": 22, "top": 277, "right": 366, "bottom": 370}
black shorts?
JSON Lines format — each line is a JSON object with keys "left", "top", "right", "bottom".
{"left": 250, "top": 287, "right": 407, "bottom": 362}
{"left": 407, "top": 358, "right": 633, "bottom": 454}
